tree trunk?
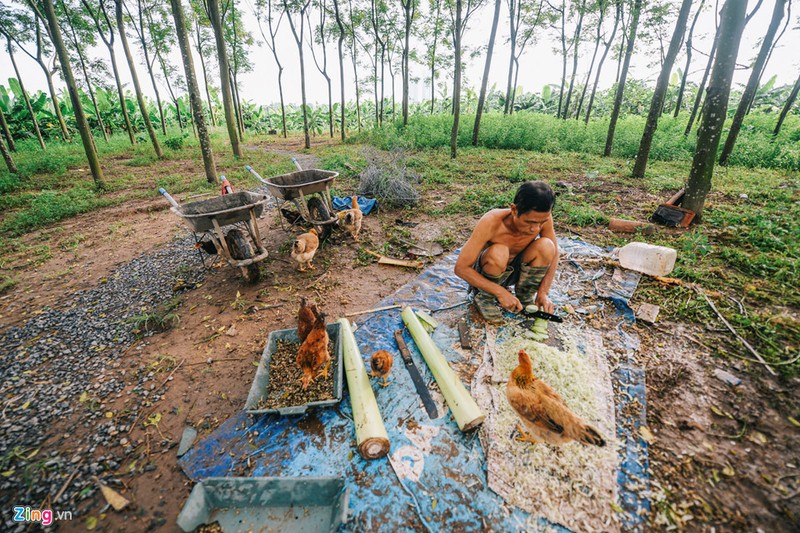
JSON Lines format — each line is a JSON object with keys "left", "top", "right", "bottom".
{"left": 685, "top": 19, "right": 720, "bottom": 135}
{"left": 562, "top": 0, "right": 587, "bottom": 119}
{"left": 207, "top": 0, "right": 242, "bottom": 156}
{"left": 450, "top": 0, "right": 462, "bottom": 159}
{"left": 83, "top": 0, "right": 136, "bottom": 145}
{"left": 510, "top": 57, "right": 520, "bottom": 112}
{"left": 603, "top": 0, "right": 641, "bottom": 156}
{"left": 334, "top": 0, "right": 346, "bottom": 139}
{"left": 504, "top": 0, "right": 518, "bottom": 115}
{"left": 684, "top": 0, "right": 747, "bottom": 218}
{"left": 674, "top": 0, "right": 705, "bottom": 117}
{"left": 134, "top": 0, "right": 167, "bottom": 135}
{"left": 170, "top": 0, "right": 217, "bottom": 184}
{"left": 194, "top": 19, "right": 217, "bottom": 127}
{"left": 774, "top": 72, "right": 800, "bottom": 137}
{"left": 42, "top": 0, "right": 105, "bottom": 188}
{"left": 472, "top": 0, "right": 502, "bottom": 146}
{"left": 379, "top": 47, "right": 386, "bottom": 124}
{"left": 230, "top": 71, "right": 245, "bottom": 136}
{"left": 632, "top": 0, "right": 693, "bottom": 178}
{"left": 42, "top": 66, "right": 69, "bottom": 141}
{"left": 575, "top": 1, "right": 605, "bottom": 120}
{"left": 261, "top": 0, "right": 286, "bottom": 137}
{"left": 0, "top": 109, "right": 15, "bottom": 152}
{"left": 285, "top": 0, "right": 311, "bottom": 149}
{"left": 401, "top": 0, "right": 412, "bottom": 126}
{"left": 158, "top": 50, "right": 184, "bottom": 130}
{"left": 429, "top": 0, "right": 441, "bottom": 115}
{"left": 389, "top": 56, "right": 396, "bottom": 121}
{"left": 6, "top": 40, "right": 46, "bottom": 150}
{"left": 169, "top": 0, "right": 216, "bottom": 183}
{"left": 307, "top": 4, "right": 333, "bottom": 137}
{"left": 614, "top": 6, "right": 629, "bottom": 84}
{"left": 108, "top": 43, "right": 136, "bottom": 144}
{"left": 62, "top": 0, "right": 108, "bottom": 142}
{"left": 116, "top": 0, "right": 163, "bottom": 158}
{"left": 557, "top": 1, "right": 567, "bottom": 118}
{"left": 719, "top": 0, "right": 787, "bottom": 166}
{"left": 230, "top": 1, "right": 246, "bottom": 138}
{"left": 0, "top": 132, "right": 16, "bottom": 173}
{"left": 16, "top": 16, "right": 69, "bottom": 141}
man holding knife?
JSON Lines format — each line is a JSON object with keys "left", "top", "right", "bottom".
{"left": 454, "top": 181, "right": 559, "bottom": 325}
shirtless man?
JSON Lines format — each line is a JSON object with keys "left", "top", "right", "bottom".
{"left": 454, "top": 181, "right": 558, "bottom": 324}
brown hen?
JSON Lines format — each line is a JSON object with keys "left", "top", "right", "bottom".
{"left": 507, "top": 349, "right": 605, "bottom": 447}
{"left": 296, "top": 312, "right": 330, "bottom": 389}
{"left": 297, "top": 297, "right": 319, "bottom": 343}
{"left": 369, "top": 350, "right": 393, "bottom": 386}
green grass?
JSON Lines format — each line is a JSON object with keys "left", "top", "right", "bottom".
{"left": 351, "top": 111, "right": 800, "bottom": 171}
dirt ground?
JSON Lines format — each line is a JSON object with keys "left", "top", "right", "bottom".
{"left": 1, "top": 140, "right": 798, "bottom": 532}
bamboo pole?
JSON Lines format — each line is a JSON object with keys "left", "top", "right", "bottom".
{"left": 401, "top": 307, "right": 485, "bottom": 431}
{"left": 338, "top": 318, "right": 390, "bottom": 459}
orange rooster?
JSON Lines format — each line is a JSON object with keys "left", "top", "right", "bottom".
{"left": 297, "top": 297, "right": 319, "bottom": 343}
{"left": 296, "top": 312, "right": 330, "bottom": 389}
{"left": 369, "top": 350, "right": 393, "bottom": 386}
{"left": 291, "top": 228, "right": 319, "bottom": 271}
{"left": 507, "top": 349, "right": 606, "bottom": 447}
{"left": 337, "top": 196, "right": 363, "bottom": 242}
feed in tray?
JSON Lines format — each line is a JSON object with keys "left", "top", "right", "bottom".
{"left": 255, "top": 340, "right": 337, "bottom": 410}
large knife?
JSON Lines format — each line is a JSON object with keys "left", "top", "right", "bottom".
{"left": 520, "top": 309, "right": 563, "bottom": 323}
{"left": 394, "top": 330, "right": 439, "bottom": 419}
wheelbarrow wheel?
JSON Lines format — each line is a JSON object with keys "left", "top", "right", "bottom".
{"left": 225, "top": 229, "right": 260, "bottom": 284}
{"left": 307, "top": 196, "right": 332, "bottom": 242}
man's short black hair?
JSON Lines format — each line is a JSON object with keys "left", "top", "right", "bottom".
{"left": 513, "top": 181, "right": 555, "bottom": 214}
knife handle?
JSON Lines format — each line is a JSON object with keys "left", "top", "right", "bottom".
{"left": 394, "top": 330, "right": 412, "bottom": 360}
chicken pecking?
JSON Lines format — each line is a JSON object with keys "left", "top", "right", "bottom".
{"left": 291, "top": 228, "right": 319, "bottom": 271}
{"left": 337, "top": 196, "right": 363, "bottom": 242}
{"left": 296, "top": 312, "right": 330, "bottom": 389}
{"left": 507, "top": 349, "right": 606, "bottom": 447}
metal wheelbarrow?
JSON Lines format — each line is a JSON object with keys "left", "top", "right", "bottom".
{"left": 160, "top": 187, "right": 270, "bottom": 283}
{"left": 246, "top": 159, "right": 339, "bottom": 241}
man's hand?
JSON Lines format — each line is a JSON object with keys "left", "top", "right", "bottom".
{"left": 535, "top": 293, "right": 554, "bottom": 314}
{"left": 497, "top": 288, "right": 523, "bottom": 313}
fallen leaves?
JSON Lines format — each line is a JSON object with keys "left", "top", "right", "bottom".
{"left": 639, "top": 426, "right": 656, "bottom": 443}
{"left": 95, "top": 477, "right": 130, "bottom": 511}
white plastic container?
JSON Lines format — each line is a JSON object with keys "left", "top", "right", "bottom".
{"left": 618, "top": 242, "right": 677, "bottom": 277}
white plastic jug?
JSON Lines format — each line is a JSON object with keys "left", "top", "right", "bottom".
{"left": 618, "top": 242, "right": 677, "bottom": 277}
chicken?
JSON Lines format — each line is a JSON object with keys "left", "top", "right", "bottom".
{"left": 507, "top": 349, "right": 606, "bottom": 447}
{"left": 296, "top": 312, "right": 330, "bottom": 389}
{"left": 337, "top": 196, "right": 363, "bottom": 242}
{"left": 291, "top": 228, "right": 319, "bottom": 271}
{"left": 369, "top": 350, "right": 393, "bottom": 386}
{"left": 297, "top": 297, "right": 319, "bottom": 343}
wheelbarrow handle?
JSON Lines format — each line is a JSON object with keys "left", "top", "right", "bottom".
{"left": 245, "top": 165, "right": 269, "bottom": 184}
{"left": 159, "top": 187, "right": 181, "bottom": 210}
{"left": 291, "top": 157, "right": 303, "bottom": 171}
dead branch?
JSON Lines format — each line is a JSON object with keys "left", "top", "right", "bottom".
{"left": 53, "top": 459, "right": 84, "bottom": 503}
{"left": 158, "top": 358, "right": 185, "bottom": 389}
{"left": 344, "top": 304, "right": 402, "bottom": 317}
{"left": 694, "top": 286, "right": 776, "bottom": 376}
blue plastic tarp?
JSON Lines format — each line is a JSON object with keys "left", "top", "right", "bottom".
{"left": 179, "top": 239, "right": 650, "bottom": 531}
{"left": 332, "top": 196, "right": 378, "bottom": 215}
